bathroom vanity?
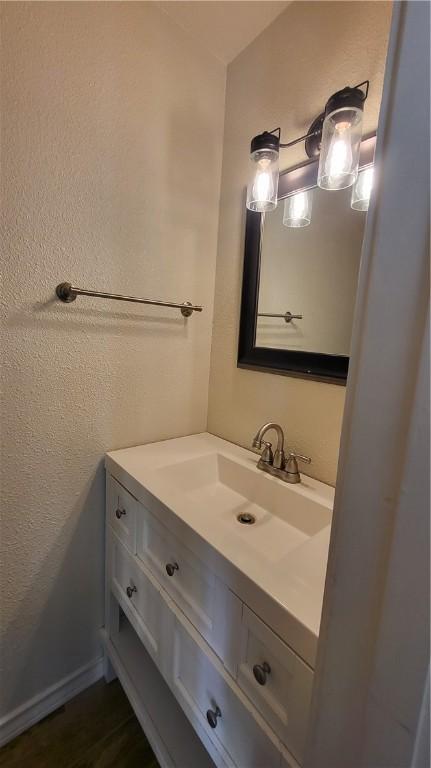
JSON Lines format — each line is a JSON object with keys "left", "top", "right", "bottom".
{"left": 102, "top": 433, "right": 333, "bottom": 768}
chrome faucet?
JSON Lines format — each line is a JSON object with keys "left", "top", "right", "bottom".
{"left": 252, "top": 422, "right": 311, "bottom": 484}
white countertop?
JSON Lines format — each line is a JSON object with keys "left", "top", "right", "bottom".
{"left": 106, "top": 432, "right": 334, "bottom": 666}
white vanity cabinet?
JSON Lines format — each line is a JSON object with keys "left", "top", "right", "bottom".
{"left": 104, "top": 471, "right": 311, "bottom": 768}
{"left": 103, "top": 434, "right": 332, "bottom": 768}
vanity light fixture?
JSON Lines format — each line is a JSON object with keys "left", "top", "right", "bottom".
{"left": 283, "top": 190, "right": 312, "bottom": 228}
{"left": 246, "top": 81, "right": 369, "bottom": 212}
{"left": 351, "top": 165, "right": 374, "bottom": 211}
{"left": 246, "top": 131, "right": 280, "bottom": 212}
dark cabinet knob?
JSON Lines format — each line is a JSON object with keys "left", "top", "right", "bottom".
{"left": 253, "top": 662, "right": 271, "bottom": 686}
{"left": 115, "top": 508, "right": 126, "bottom": 519}
{"left": 206, "top": 705, "right": 221, "bottom": 728}
{"left": 165, "top": 562, "right": 179, "bottom": 577}
{"left": 126, "top": 585, "right": 137, "bottom": 598}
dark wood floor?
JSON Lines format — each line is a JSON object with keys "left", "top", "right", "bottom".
{"left": 0, "top": 679, "right": 160, "bottom": 768}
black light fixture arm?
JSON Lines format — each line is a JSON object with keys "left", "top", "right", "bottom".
{"left": 266, "top": 125, "right": 318, "bottom": 149}
{"left": 279, "top": 129, "right": 321, "bottom": 150}
{"left": 266, "top": 121, "right": 323, "bottom": 159}
{"left": 355, "top": 79, "right": 370, "bottom": 100}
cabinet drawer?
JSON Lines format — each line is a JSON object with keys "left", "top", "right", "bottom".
{"left": 237, "top": 606, "right": 313, "bottom": 763}
{"left": 109, "top": 532, "right": 171, "bottom": 672}
{"left": 171, "top": 614, "right": 281, "bottom": 768}
{"left": 136, "top": 506, "right": 240, "bottom": 670}
{"left": 107, "top": 474, "right": 138, "bottom": 554}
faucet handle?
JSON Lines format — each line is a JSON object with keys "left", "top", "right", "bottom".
{"left": 286, "top": 452, "right": 311, "bottom": 475}
{"left": 258, "top": 441, "right": 273, "bottom": 465}
{"left": 290, "top": 452, "right": 311, "bottom": 464}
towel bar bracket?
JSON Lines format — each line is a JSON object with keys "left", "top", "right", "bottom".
{"left": 56, "top": 282, "right": 77, "bottom": 303}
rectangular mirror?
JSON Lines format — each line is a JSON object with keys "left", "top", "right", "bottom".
{"left": 238, "top": 135, "right": 375, "bottom": 383}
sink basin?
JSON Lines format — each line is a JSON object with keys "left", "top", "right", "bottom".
{"left": 157, "top": 451, "right": 330, "bottom": 552}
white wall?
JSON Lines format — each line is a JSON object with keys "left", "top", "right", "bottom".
{"left": 208, "top": 0, "right": 392, "bottom": 485}
{"left": 0, "top": 1, "right": 225, "bottom": 718}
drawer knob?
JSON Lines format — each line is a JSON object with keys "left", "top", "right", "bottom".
{"left": 126, "top": 585, "right": 137, "bottom": 598}
{"left": 165, "top": 562, "right": 179, "bottom": 577}
{"left": 206, "top": 705, "right": 221, "bottom": 729}
{"left": 115, "top": 508, "right": 126, "bottom": 519}
{"left": 253, "top": 662, "right": 271, "bottom": 686}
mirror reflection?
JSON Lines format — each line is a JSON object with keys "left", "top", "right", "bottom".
{"left": 256, "top": 177, "right": 370, "bottom": 356}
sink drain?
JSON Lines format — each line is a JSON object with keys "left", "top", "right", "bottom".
{"left": 237, "top": 512, "right": 256, "bottom": 525}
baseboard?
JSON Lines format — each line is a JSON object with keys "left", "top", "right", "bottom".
{"left": 0, "top": 656, "right": 104, "bottom": 748}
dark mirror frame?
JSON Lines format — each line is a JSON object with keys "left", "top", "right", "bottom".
{"left": 237, "top": 134, "right": 376, "bottom": 384}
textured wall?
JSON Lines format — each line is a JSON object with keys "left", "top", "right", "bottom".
{"left": 0, "top": 1, "right": 225, "bottom": 716}
{"left": 207, "top": 0, "right": 392, "bottom": 485}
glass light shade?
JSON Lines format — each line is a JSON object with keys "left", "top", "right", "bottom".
{"left": 318, "top": 107, "right": 363, "bottom": 190}
{"left": 351, "top": 166, "right": 374, "bottom": 211}
{"left": 246, "top": 148, "right": 279, "bottom": 212}
{"left": 283, "top": 190, "right": 312, "bottom": 228}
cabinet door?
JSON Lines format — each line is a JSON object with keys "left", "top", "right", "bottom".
{"left": 237, "top": 606, "right": 313, "bottom": 764}
{"left": 136, "top": 505, "right": 240, "bottom": 672}
{"left": 171, "top": 612, "right": 281, "bottom": 768}
{"left": 109, "top": 531, "right": 172, "bottom": 674}
{"left": 107, "top": 473, "right": 138, "bottom": 554}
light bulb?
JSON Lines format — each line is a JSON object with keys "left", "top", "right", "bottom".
{"left": 283, "top": 190, "right": 312, "bottom": 227}
{"left": 351, "top": 166, "right": 374, "bottom": 211}
{"left": 325, "top": 121, "right": 353, "bottom": 182}
{"left": 254, "top": 157, "right": 273, "bottom": 205}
